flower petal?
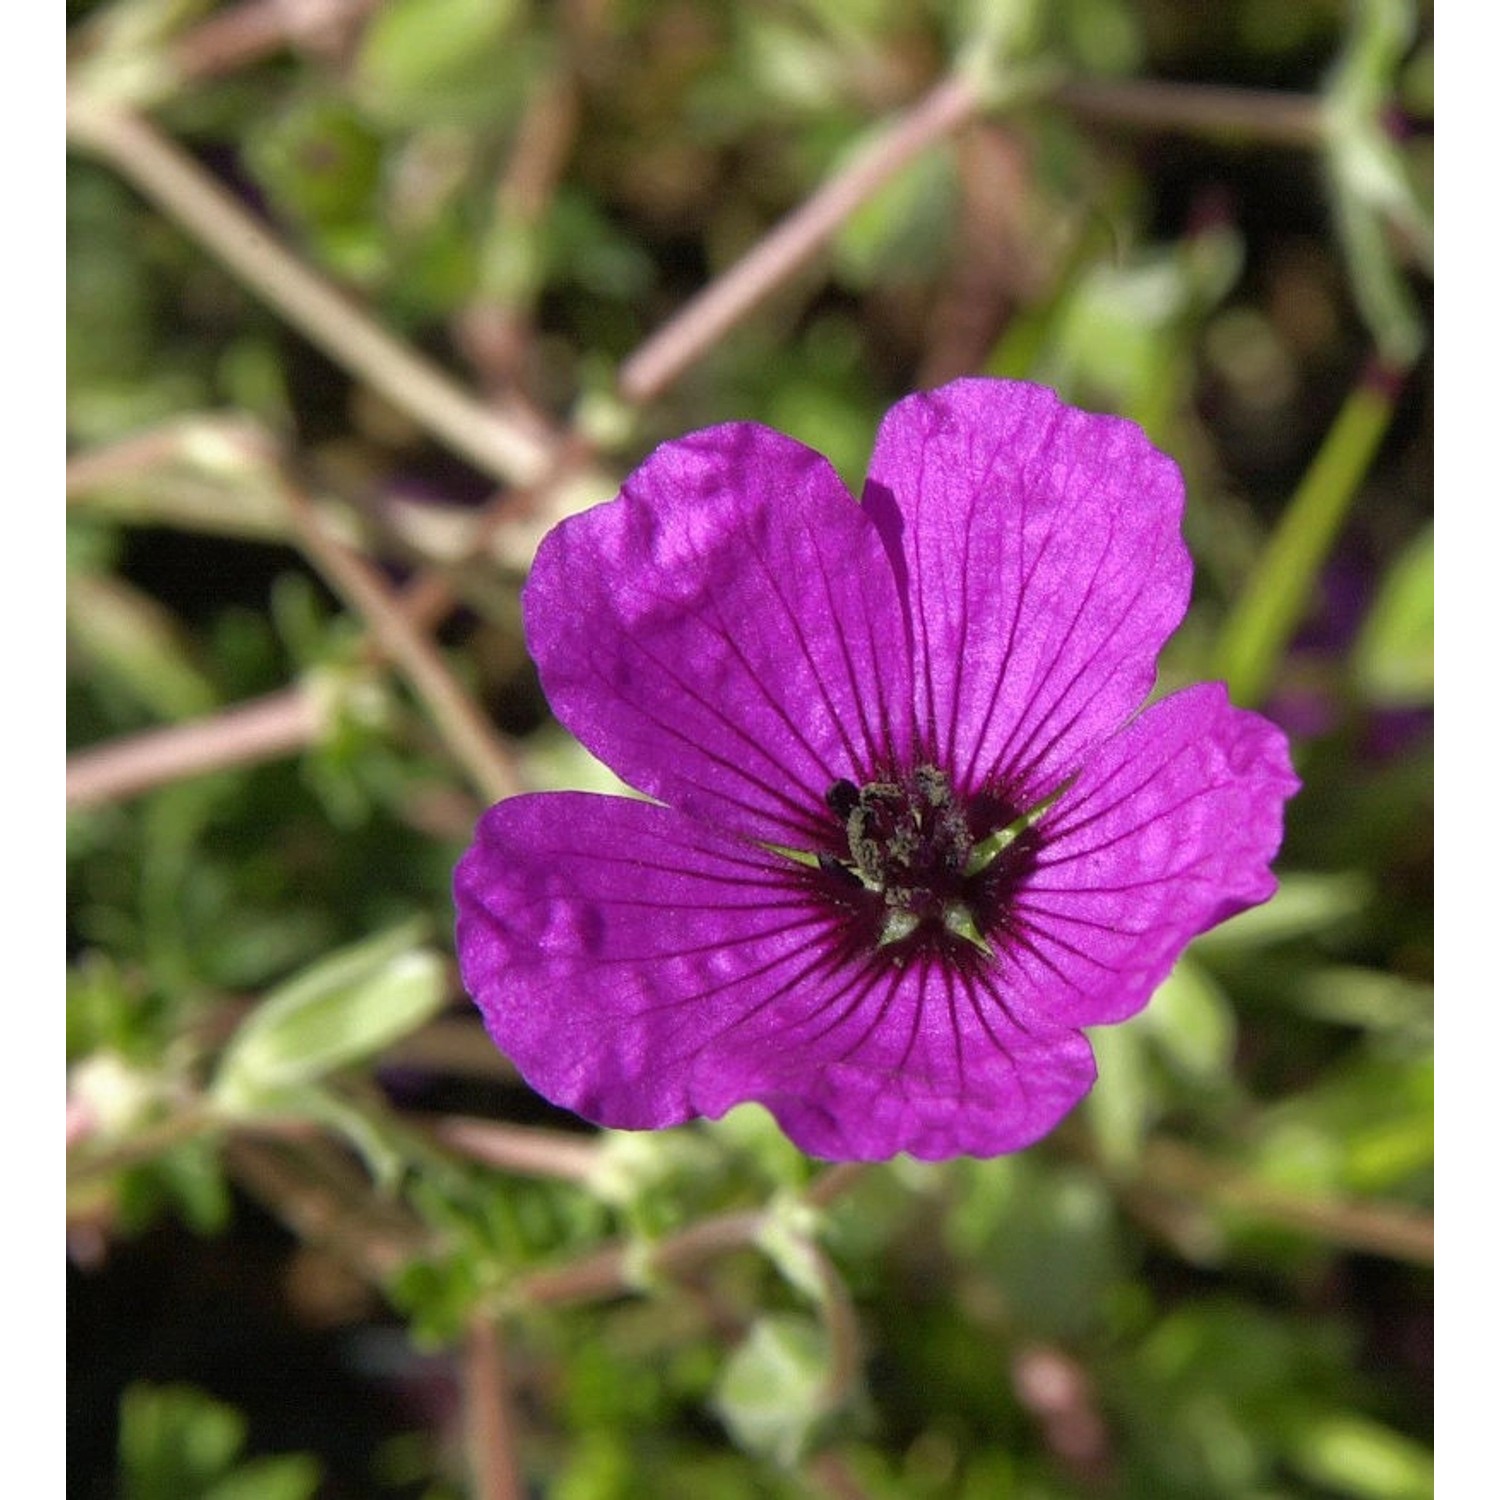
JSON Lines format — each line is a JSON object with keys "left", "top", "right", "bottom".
{"left": 525, "top": 424, "right": 911, "bottom": 847}
{"left": 695, "top": 960, "right": 1099, "bottom": 1161}
{"left": 862, "top": 379, "right": 1191, "bottom": 797}
{"left": 999, "top": 683, "right": 1299, "bottom": 1028}
{"left": 454, "top": 792, "right": 1098, "bottom": 1159}
{"left": 456, "top": 790, "right": 849, "bottom": 1131}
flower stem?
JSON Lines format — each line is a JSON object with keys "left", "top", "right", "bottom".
{"left": 67, "top": 1102, "right": 221, "bottom": 1183}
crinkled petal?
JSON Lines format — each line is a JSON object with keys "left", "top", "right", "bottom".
{"left": 454, "top": 792, "right": 1097, "bottom": 1160}
{"left": 694, "top": 958, "right": 1098, "bottom": 1161}
{"left": 861, "top": 379, "right": 1191, "bottom": 798}
{"left": 455, "top": 792, "right": 808, "bottom": 1130}
{"left": 525, "top": 424, "right": 911, "bottom": 848}
{"left": 997, "top": 682, "right": 1299, "bottom": 1028}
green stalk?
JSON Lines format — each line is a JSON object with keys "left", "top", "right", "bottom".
{"left": 1214, "top": 364, "right": 1404, "bottom": 708}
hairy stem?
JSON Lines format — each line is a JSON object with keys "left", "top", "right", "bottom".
{"left": 225, "top": 1136, "right": 426, "bottom": 1283}
{"left": 1139, "top": 1135, "right": 1433, "bottom": 1266}
{"left": 425, "top": 1118, "right": 601, "bottom": 1182}
{"left": 1055, "top": 78, "right": 1326, "bottom": 148}
{"left": 281, "top": 479, "right": 524, "bottom": 803}
{"left": 618, "top": 70, "right": 982, "bottom": 405}
{"left": 65, "top": 96, "right": 554, "bottom": 486}
{"left": 66, "top": 687, "right": 321, "bottom": 809}
{"left": 172, "top": 0, "right": 382, "bottom": 83}
{"left": 510, "top": 1163, "right": 870, "bottom": 1308}
{"left": 463, "top": 1317, "right": 525, "bottom": 1500}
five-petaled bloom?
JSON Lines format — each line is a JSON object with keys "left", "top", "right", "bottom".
{"left": 454, "top": 379, "right": 1297, "bottom": 1161}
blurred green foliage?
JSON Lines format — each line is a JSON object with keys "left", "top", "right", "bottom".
{"left": 119, "top": 1383, "right": 321, "bottom": 1500}
{"left": 68, "top": 0, "right": 1431, "bottom": 1495}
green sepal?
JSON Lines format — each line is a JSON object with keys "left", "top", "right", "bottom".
{"left": 964, "top": 777, "right": 1075, "bottom": 876}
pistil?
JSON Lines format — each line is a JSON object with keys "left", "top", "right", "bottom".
{"left": 762, "top": 766, "right": 1064, "bottom": 960}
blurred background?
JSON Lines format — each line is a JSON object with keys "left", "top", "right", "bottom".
{"left": 66, "top": 1, "right": 1433, "bottom": 1496}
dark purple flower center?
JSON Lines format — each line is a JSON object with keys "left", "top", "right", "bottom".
{"left": 820, "top": 766, "right": 1038, "bottom": 962}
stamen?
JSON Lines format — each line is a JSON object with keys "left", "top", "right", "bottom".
{"left": 825, "top": 780, "right": 860, "bottom": 820}
{"left": 807, "top": 766, "right": 1058, "bottom": 961}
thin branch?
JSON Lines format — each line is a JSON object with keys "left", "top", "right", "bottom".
{"left": 425, "top": 1117, "right": 601, "bottom": 1182}
{"left": 64, "top": 417, "right": 258, "bottom": 496}
{"left": 460, "top": 66, "right": 582, "bottom": 387}
{"left": 1055, "top": 78, "right": 1326, "bottom": 149}
{"left": 917, "top": 123, "right": 1038, "bottom": 386}
{"left": 64, "top": 95, "right": 555, "bottom": 487}
{"left": 617, "top": 70, "right": 982, "bottom": 406}
{"left": 225, "top": 1137, "right": 425, "bottom": 1283}
{"left": 514, "top": 1208, "right": 764, "bottom": 1308}
{"left": 805, "top": 1451, "right": 878, "bottom": 1500}
{"left": 804, "top": 1162, "right": 871, "bottom": 1210}
{"left": 1139, "top": 1136, "right": 1433, "bottom": 1266}
{"left": 804, "top": 1237, "right": 862, "bottom": 1415}
{"left": 510, "top": 1239, "right": 630, "bottom": 1307}
{"left": 511, "top": 1162, "right": 871, "bottom": 1309}
{"left": 65, "top": 419, "right": 587, "bottom": 808}
{"left": 463, "top": 1317, "right": 524, "bottom": 1500}
{"left": 66, "top": 686, "right": 321, "bottom": 809}
{"left": 280, "top": 478, "right": 524, "bottom": 803}
{"left": 172, "top": 0, "right": 382, "bottom": 83}
{"left": 67, "top": 1102, "right": 220, "bottom": 1182}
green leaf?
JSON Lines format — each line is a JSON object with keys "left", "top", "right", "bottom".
{"left": 247, "top": 96, "right": 384, "bottom": 231}
{"left": 1251, "top": 1046, "right": 1432, "bottom": 1196}
{"left": 1036, "top": 228, "right": 1243, "bottom": 435}
{"left": 212, "top": 922, "right": 445, "bottom": 1112}
{"left": 1083, "top": 1021, "right": 1151, "bottom": 1169}
{"left": 946, "top": 1158, "right": 1120, "bottom": 1340}
{"left": 119, "top": 1384, "right": 320, "bottom": 1500}
{"left": 1140, "top": 957, "right": 1236, "bottom": 1082}
{"left": 833, "top": 143, "right": 957, "bottom": 288}
{"left": 1192, "top": 871, "right": 1371, "bottom": 953}
{"left": 1289, "top": 1413, "right": 1434, "bottom": 1500}
{"left": 202, "top": 1457, "right": 323, "bottom": 1500}
{"left": 151, "top": 1138, "right": 233, "bottom": 1234}
{"left": 1291, "top": 965, "right": 1433, "bottom": 1041}
{"left": 713, "top": 1315, "right": 832, "bottom": 1466}
{"left": 354, "top": 0, "right": 530, "bottom": 127}
{"left": 1352, "top": 525, "right": 1433, "bottom": 706}
{"left": 755, "top": 1200, "right": 828, "bottom": 1305}
{"left": 67, "top": 571, "right": 218, "bottom": 721}
{"left": 120, "top": 1384, "right": 244, "bottom": 1500}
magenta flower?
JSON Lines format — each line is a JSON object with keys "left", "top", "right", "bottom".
{"left": 454, "top": 379, "right": 1297, "bottom": 1161}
